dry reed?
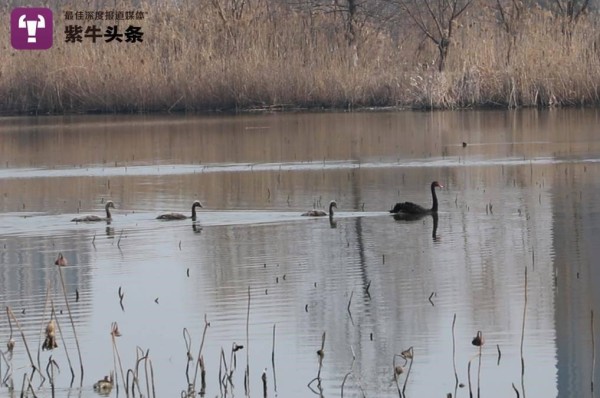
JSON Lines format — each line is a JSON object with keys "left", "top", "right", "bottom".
{"left": 392, "top": 351, "right": 408, "bottom": 397}
{"left": 49, "top": 304, "right": 76, "bottom": 385}
{"left": 308, "top": 331, "right": 326, "bottom": 394}
{"left": 401, "top": 347, "right": 414, "bottom": 396}
{"left": 1, "top": 1, "right": 600, "bottom": 114}
{"left": 183, "top": 327, "right": 193, "bottom": 386}
{"left": 452, "top": 314, "right": 459, "bottom": 395}
{"left": 262, "top": 368, "right": 267, "bottom": 398}
{"left": 56, "top": 263, "right": 84, "bottom": 386}
{"left": 6, "top": 307, "right": 45, "bottom": 388}
{"left": 0, "top": 350, "right": 12, "bottom": 389}
{"left": 520, "top": 267, "right": 528, "bottom": 397}
{"left": 191, "top": 315, "right": 210, "bottom": 392}
{"left": 245, "top": 286, "right": 251, "bottom": 396}
{"left": 45, "top": 356, "right": 59, "bottom": 396}
{"left": 592, "top": 310, "right": 596, "bottom": 392}
{"left": 271, "top": 324, "right": 277, "bottom": 393}
{"left": 110, "top": 322, "right": 126, "bottom": 395}
{"left": 340, "top": 346, "right": 356, "bottom": 398}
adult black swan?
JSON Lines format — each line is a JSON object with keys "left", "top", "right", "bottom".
{"left": 72, "top": 201, "right": 115, "bottom": 222}
{"left": 390, "top": 181, "right": 443, "bottom": 215}
{"left": 302, "top": 200, "right": 337, "bottom": 217}
{"left": 157, "top": 200, "right": 203, "bottom": 221}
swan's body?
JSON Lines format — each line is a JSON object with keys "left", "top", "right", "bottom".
{"left": 390, "top": 181, "right": 443, "bottom": 215}
{"left": 157, "top": 201, "right": 203, "bottom": 221}
{"left": 54, "top": 253, "right": 67, "bottom": 266}
{"left": 71, "top": 201, "right": 115, "bottom": 222}
{"left": 302, "top": 200, "right": 337, "bottom": 217}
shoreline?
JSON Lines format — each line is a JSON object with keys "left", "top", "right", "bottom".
{"left": 1, "top": 102, "right": 592, "bottom": 118}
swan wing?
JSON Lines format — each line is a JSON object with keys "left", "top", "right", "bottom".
{"left": 389, "top": 201, "right": 428, "bottom": 214}
{"left": 157, "top": 213, "right": 187, "bottom": 220}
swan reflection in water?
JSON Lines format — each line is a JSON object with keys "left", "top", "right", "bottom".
{"left": 329, "top": 217, "right": 337, "bottom": 229}
{"left": 192, "top": 222, "right": 202, "bottom": 233}
{"left": 392, "top": 212, "right": 439, "bottom": 241}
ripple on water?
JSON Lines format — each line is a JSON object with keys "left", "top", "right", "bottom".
{"left": 0, "top": 155, "right": 598, "bottom": 180}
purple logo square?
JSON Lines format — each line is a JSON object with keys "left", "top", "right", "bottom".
{"left": 11, "top": 8, "right": 53, "bottom": 50}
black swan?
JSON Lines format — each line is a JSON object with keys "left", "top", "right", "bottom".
{"left": 302, "top": 200, "right": 337, "bottom": 217}
{"left": 157, "top": 200, "right": 203, "bottom": 221}
{"left": 390, "top": 181, "right": 443, "bottom": 214}
{"left": 72, "top": 201, "right": 115, "bottom": 222}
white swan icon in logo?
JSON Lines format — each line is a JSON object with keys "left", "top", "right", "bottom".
{"left": 11, "top": 8, "right": 53, "bottom": 50}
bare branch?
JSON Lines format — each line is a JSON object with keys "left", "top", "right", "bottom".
{"left": 423, "top": 0, "right": 445, "bottom": 39}
{"left": 573, "top": 0, "right": 591, "bottom": 22}
{"left": 398, "top": 0, "right": 439, "bottom": 43}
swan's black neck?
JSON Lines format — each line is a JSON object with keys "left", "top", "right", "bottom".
{"left": 329, "top": 202, "right": 335, "bottom": 216}
{"left": 431, "top": 183, "right": 438, "bottom": 212}
{"left": 191, "top": 203, "right": 199, "bottom": 220}
{"left": 105, "top": 203, "right": 112, "bottom": 219}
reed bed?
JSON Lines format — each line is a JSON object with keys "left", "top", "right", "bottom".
{"left": 0, "top": 260, "right": 549, "bottom": 398}
{"left": 2, "top": 0, "right": 600, "bottom": 114}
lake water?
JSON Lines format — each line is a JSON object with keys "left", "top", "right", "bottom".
{"left": 0, "top": 109, "right": 598, "bottom": 398}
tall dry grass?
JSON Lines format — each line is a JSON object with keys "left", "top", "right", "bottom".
{"left": 1, "top": 0, "right": 600, "bottom": 114}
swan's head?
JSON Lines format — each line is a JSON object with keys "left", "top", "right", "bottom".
{"left": 193, "top": 200, "right": 203, "bottom": 208}
{"left": 330, "top": 200, "right": 337, "bottom": 208}
{"left": 432, "top": 181, "right": 444, "bottom": 189}
{"left": 105, "top": 201, "right": 115, "bottom": 209}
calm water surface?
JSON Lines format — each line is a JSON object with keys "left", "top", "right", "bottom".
{"left": 0, "top": 110, "right": 599, "bottom": 398}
